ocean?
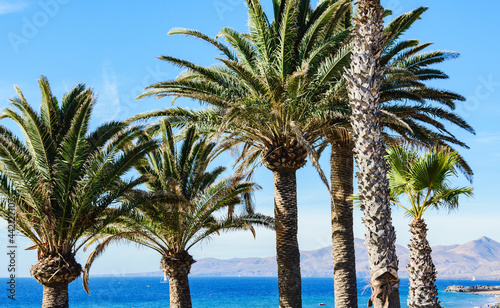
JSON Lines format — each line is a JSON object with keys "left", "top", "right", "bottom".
{"left": 1, "top": 277, "right": 498, "bottom": 307}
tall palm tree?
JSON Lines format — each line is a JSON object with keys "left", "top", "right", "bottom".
{"left": 0, "top": 76, "right": 157, "bottom": 308}
{"left": 83, "top": 122, "right": 273, "bottom": 308}
{"left": 386, "top": 146, "right": 473, "bottom": 308}
{"left": 344, "top": 0, "right": 401, "bottom": 306}
{"left": 324, "top": 7, "right": 474, "bottom": 307}
{"left": 137, "top": 1, "right": 353, "bottom": 306}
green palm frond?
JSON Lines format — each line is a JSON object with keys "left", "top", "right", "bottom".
{"left": 387, "top": 146, "right": 473, "bottom": 219}
{"left": 137, "top": 0, "right": 357, "bottom": 177}
{"left": 383, "top": 7, "right": 428, "bottom": 50}
{"left": 168, "top": 28, "right": 238, "bottom": 61}
{"left": 84, "top": 123, "right": 273, "bottom": 284}
{"left": 0, "top": 76, "right": 155, "bottom": 259}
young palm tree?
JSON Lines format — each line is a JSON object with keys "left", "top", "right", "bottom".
{"left": 344, "top": 0, "right": 401, "bottom": 306}
{"left": 137, "top": 1, "right": 353, "bottom": 306}
{"left": 0, "top": 76, "right": 157, "bottom": 308}
{"left": 387, "top": 146, "right": 472, "bottom": 308}
{"left": 83, "top": 122, "right": 273, "bottom": 308}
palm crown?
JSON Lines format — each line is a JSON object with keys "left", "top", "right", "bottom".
{"left": 139, "top": 0, "right": 353, "bottom": 169}
{"left": 324, "top": 7, "right": 474, "bottom": 156}
{"left": 0, "top": 76, "right": 157, "bottom": 259}
{"left": 83, "top": 121, "right": 273, "bottom": 293}
{"left": 386, "top": 145, "right": 473, "bottom": 219}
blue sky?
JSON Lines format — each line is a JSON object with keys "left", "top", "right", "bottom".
{"left": 0, "top": 0, "right": 499, "bottom": 278}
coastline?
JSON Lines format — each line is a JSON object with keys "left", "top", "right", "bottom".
{"left": 1, "top": 277, "right": 499, "bottom": 308}
{"left": 473, "top": 290, "right": 500, "bottom": 295}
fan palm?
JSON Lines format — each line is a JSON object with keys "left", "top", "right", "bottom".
{"left": 83, "top": 121, "right": 273, "bottom": 308}
{"left": 343, "top": 0, "right": 401, "bottom": 306}
{"left": 387, "top": 146, "right": 472, "bottom": 308}
{"left": 0, "top": 76, "right": 157, "bottom": 308}
{"left": 137, "top": 1, "right": 353, "bottom": 306}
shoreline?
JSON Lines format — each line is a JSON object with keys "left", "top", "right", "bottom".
{"left": 473, "top": 290, "right": 500, "bottom": 295}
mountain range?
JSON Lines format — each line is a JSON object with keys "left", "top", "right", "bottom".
{"left": 186, "top": 236, "right": 500, "bottom": 280}
{"left": 115, "top": 236, "right": 500, "bottom": 280}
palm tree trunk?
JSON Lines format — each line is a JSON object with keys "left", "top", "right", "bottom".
{"left": 42, "top": 283, "right": 69, "bottom": 308}
{"left": 161, "top": 251, "right": 196, "bottom": 308}
{"left": 344, "top": 0, "right": 400, "bottom": 307}
{"left": 407, "top": 218, "right": 441, "bottom": 308}
{"left": 30, "top": 254, "right": 81, "bottom": 308}
{"left": 273, "top": 169, "right": 302, "bottom": 308}
{"left": 329, "top": 138, "right": 358, "bottom": 308}
{"left": 168, "top": 273, "right": 192, "bottom": 308}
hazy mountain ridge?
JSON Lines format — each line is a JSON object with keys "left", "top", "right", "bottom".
{"left": 113, "top": 237, "right": 500, "bottom": 280}
{"left": 188, "top": 237, "right": 500, "bottom": 280}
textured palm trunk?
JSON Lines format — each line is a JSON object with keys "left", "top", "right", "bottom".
{"left": 407, "top": 219, "right": 441, "bottom": 308}
{"left": 42, "top": 283, "right": 69, "bottom": 308}
{"left": 272, "top": 169, "right": 302, "bottom": 308}
{"left": 328, "top": 136, "right": 358, "bottom": 308}
{"left": 168, "top": 273, "right": 192, "bottom": 308}
{"left": 344, "top": 0, "right": 400, "bottom": 307}
{"left": 30, "top": 254, "right": 82, "bottom": 308}
{"left": 263, "top": 141, "right": 306, "bottom": 308}
{"left": 161, "top": 251, "right": 196, "bottom": 308}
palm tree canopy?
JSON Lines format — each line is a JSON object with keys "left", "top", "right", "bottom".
{"left": 137, "top": 0, "right": 353, "bottom": 171}
{"left": 83, "top": 121, "right": 273, "bottom": 293}
{"left": 386, "top": 145, "right": 473, "bottom": 219}
{"left": 0, "top": 76, "right": 158, "bottom": 259}
{"left": 135, "top": 6, "right": 474, "bottom": 180}
{"left": 314, "top": 7, "right": 475, "bottom": 181}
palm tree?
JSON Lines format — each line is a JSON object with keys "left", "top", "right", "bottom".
{"left": 343, "top": 0, "right": 401, "bottom": 306}
{"left": 324, "top": 7, "right": 474, "bottom": 307}
{"left": 83, "top": 121, "right": 273, "bottom": 308}
{"left": 386, "top": 146, "right": 473, "bottom": 308}
{"left": 137, "top": 1, "right": 353, "bottom": 306}
{"left": 0, "top": 76, "right": 157, "bottom": 308}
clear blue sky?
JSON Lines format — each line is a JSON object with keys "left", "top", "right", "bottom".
{"left": 0, "top": 0, "right": 499, "bottom": 277}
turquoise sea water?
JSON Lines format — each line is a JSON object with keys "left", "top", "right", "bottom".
{"left": 1, "top": 277, "right": 498, "bottom": 307}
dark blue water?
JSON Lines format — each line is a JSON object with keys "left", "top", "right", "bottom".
{"left": 1, "top": 277, "right": 498, "bottom": 307}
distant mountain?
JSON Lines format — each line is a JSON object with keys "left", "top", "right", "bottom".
{"left": 116, "top": 237, "right": 500, "bottom": 280}
{"left": 187, "top": 237, "right": 500, "bottom": 280}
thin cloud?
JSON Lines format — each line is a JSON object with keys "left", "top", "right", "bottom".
{"left": 0, "top": 81, "right": 14, "bottom": 108}
{"left": 0, "top": 0, "right": 28, "bottom": 15}
{"left": 95, "top": 62, "right": 121, "bottom": 123}
{"left": 474, "top": 132, "right": 500, "bottom": 145}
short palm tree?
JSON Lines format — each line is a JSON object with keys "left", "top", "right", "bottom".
{"left": 137, "top": 1, "right": 353, "bottom": 306}
{"left": 0, "top": 76, "right": 157, "bottom": 308}
{"left": 387, "top": 146, "right": 472, "bottom": 308}
{"left": 344, "top": 0, "right": 401, "bottom": 306}
{"left": 83, "top": 121, "right": 273, "bottom": 308}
